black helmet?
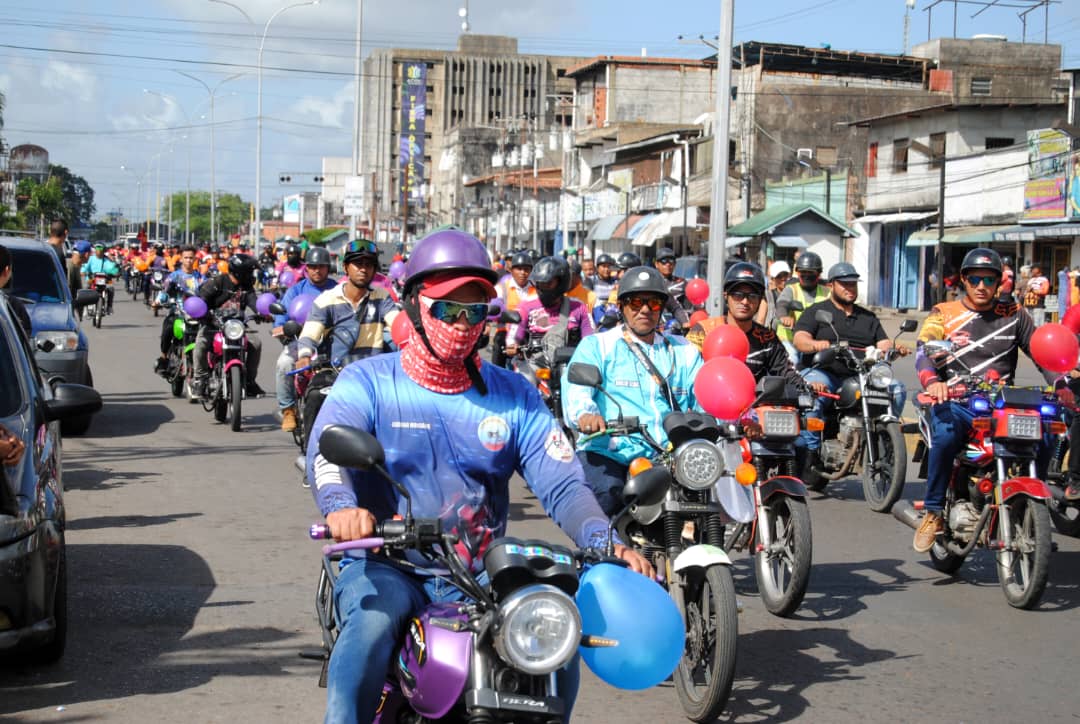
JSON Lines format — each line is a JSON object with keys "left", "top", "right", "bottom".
{"left": 826, "top": 262, "right": 860, "bottom": 283}
{"left": 228, "top": 254, "right": 257, "bottom": 287}
{"left": 595, "top": 253, "right": 616, "bottom": 267}
{"left": 960, "top": 248, "right": 1003, "bottom": 275}
{"left": 723, "top": 262, "right": 766, "bottom": 294}
{"left": 616, "top": 251, "right": 642, "bottom": 270}
{"left": 306, "top": 247, "right": 331, "bottom": 266}
{"left": 285, "top": 243, "right": 301, "bottom": 260}
{"left": 526, "top": 248, "right": 541, "bottom": 264}
{"left": 617, "top": 266, "right": 670, "bottom": 302}
{"left": 1001, "top": 255, "right": 1014, "bottom": 268}
{"left": 342, "top": 238, "right": 379, "bottom": 266}
{"left": 509, "top": 251, "right": 534, "bottom": 269}
{"left": 529, "top": 256, "right": 571, "bottom": 306}
{"left": 794, "top": 251, "right": 824, "bottom": 274}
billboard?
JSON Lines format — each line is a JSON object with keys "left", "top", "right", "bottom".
{"left": 1021, "top": 129, "right": 1069, "bottom": 221}
{"left": 283, "top": 194, "right": 301, "bottom": 223}
{"left": 1070, "top": 151, "right": 1080, "bottom": 220}
{"left": 399, "top": 62, "right": 427, "bottom": 209}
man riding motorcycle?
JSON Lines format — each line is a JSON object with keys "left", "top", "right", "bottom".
{"left": 654, "top": 246, "right": 689, "bottom": 311}
{"left": 81, "top": 242, "right": 120, "bottom": 314}
{"left": 277, "top": 242, "right": 306, "bottom": 281}
{"left": 192, "top": 254, "right": 265, "bottom": 399}
{"left": 274, "top": 247, "right": 339, "bottom": 433}
{"left": 154, "top": 246, "right": 204, "bottom": 374}
{"left": 775, "top": 251, "right": 830, "bottom": 362}
{"left": 492, "top": 251, "right": 536, "bottom": 367}
{"left": 912, "top": 248, "right": 1062, "bottom": 550}
{"left": 305, "top": 228, "right": 651, "bottom": 723}
{"left": 505, "top": 255, "right": 594, "bottom": 360}
{"left": 564, "top": 266, "right": 704, "bottom": 516}
{"left": 591, "top": 253, "right": 618, "bottom": 304}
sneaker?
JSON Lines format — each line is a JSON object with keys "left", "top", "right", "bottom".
{"left": 281, "top": 406, "right": 298, "bottom": 432}
{"left": 194, "top": 378, "right": 209, "bottom": 400}
{"left": 245, "top": 382, "right": 265, "bottom": 398}
{"left": 154, "top": 357, "right": 168, "bottom": 374}
{"left": 1065, "top": 478, "right": 1080, "bottom": 502}
{"left": 913, "top": 511, "right": 944, "bottom": 553}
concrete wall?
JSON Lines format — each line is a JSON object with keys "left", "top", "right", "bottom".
{"left": 910, "top": 38, "right": 1062, "bottom": 103}
{"left": 609, "top": 67, "right": 715, "bottom": 126}
{"left": 943, "top": 146, "right": 1027, "bottom": 225}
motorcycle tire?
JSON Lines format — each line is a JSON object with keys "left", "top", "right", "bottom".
{"left": 1048, "top": 498, "right": 1080, "bottom": 537}
{"left": 996, "top": 496, "right": 1051, "bottom": 610}
{"left": 861, "top": 422, "right": 907, "bottom": 513}
{"left": 211, "top": 373, "right": 227, "bottom": 420}
{"left": 928, "top": 540, "right": 966, "bottom": 574}
{"left": 673, "top": 565, "right": 738, "bottom": 723}
{"left": 93, "top": 302, "right": 102, "bottom": 329}
{"left": 168, "top": 348, "right": 184, "bottom": 397}
{"left": 755, "top": 496, "right": 813, "bottom": 618}
{"left": 228, "top": 366, "right": 243, "bottom": 432}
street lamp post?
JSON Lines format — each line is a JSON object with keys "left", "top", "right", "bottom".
{"left": 119, "top": 164, "right": 148, "bottom": 235}
{"left": 209, "top": 0, "right": 320, "bottom": 254}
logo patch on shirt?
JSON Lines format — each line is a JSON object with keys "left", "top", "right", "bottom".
{"left": 477, "top": 415, "right": 510, "bottom": 452}
{"left": 544, "top": 428, "right": 575, "bottom": 463}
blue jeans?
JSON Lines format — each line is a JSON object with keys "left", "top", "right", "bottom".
{"left": 923, "top": 401, "right": 975, "bottom": 514}
{"left": 577, "top": 450, "right": 630, "bottom": 517}
{"left": 275, "top": 344, "right": 297, "bottom": 410}
{"left": 798, "top": 368, "right": 907, "bottom": 452}
{"left": 326, "top": 556, "right": 580, "bottom": 724}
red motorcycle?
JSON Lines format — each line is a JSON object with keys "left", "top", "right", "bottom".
{"left": 894, "top": 341, "right": 1058, "bottom": 609}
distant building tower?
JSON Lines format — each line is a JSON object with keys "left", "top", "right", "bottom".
{"left": 9, "top": 144, "right": 50, "bottom": 183}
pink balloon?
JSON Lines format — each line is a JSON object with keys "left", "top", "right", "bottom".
{"left": 685, "top": 278, "right": 710, "bottom": 306}
{"left": 702, "top": 324, "right": 750, "bottom": 362}
{"left": 694, "top": 357, "right": 756, "bottom": 420}
{"left": 1030, "top": 323, "right": 1080, "bottom": 374}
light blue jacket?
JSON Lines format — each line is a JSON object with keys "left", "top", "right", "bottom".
{"left": 562, "top": 325, "right": 703, "bottom": 465}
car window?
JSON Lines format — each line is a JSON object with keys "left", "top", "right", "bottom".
{"left": 8, "top": 248, "right": 65, "bottom": 303}
{"left": 0, "top": 317, "right": 25, "bottom": 417}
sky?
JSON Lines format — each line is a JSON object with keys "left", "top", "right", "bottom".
{"left": 2, "top": 0, "right": 1078, "bottom": 228}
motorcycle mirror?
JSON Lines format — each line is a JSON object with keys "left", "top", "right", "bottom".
{"left": 318, "top": 424, "right": 385, "bottom": 470}
{"left": 788, "top": 301, "right": 805, "bottom": 312}
{"left": 567, "top": 362, "right": 603, "bottom": 388}
{"left": 282, "top": 321, "right": 301, "bottom": 339}
{"left": 500, "top": 309, "right": 521, "bottom": 325}
{"left": 899, "top": 319, "right": 918, "bottom": 333}
{"left": 73, "top": 289, "right": 101, "bottom": 310}
{"left": 922, "top": 339, "right": 956, "bottom": 368}
{"left": 622, "top": 467, "right": 671, "bottom": 508}
{"left": 755, "top": 376, "right": 785, "bottom": 399}
{"left": 269, "top": 302, "right": 287, "bottom": 316}
{"left": 812, "top": 348, "right": 837, "bottom": 367}
{"left": 813, "top": 309, "right": 834, "bottom": 325}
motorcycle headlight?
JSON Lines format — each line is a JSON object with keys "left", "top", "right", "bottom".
{"left": 672, "top": 440, "right": 723, "bottom": 491}
{"left": 494, "top": 584, "right": 581, "bottom": 675}
{"left": 1005, "top": 413, "right": 1041, "bottom": 440}
{"left": 36, "top": 331, "right": 79, "bottom": 352}
{"left": 761, "top": 409, "right": 800, "bottom": 437}
{"left": 867, "top": 363, "right": 894, "bottom": 390}
{"left": 223, "top": 319, "right": 246, "bottom": 341}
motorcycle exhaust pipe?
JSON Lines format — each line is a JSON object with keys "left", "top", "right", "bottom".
{"left": 892, "top": 500, "right": 921, "bottom": 530}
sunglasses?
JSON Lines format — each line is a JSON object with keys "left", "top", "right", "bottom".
{"left": 966, "top": 274, "right": 1000, "bottom": 288}
{"left": 727, "top": 290, "right": 763, "bottom": 302}
{"left": 624, "top": 296, "right": 664, "bottom": 312}
{"left": 426, "top": 298, "right": 490, "bottom": 325}
{"left": 656, "top": 257, "right": 675, "bottom": 264}
{"left": 344, "top": 239, "right": 378, "bottom": 255}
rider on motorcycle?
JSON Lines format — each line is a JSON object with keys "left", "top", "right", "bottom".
{"left": 274, "top": 247, "right": 339, "bottom": 433}
{"left": 505, "top": 255, "right": 594, "bottom": 361}
{"left": 775, "top": 251, "right": 830, "bottom": 362}
{"left": 192, "top": 254, "right": 265, "bottom": 399}
{"left": 566, "top": 260, "right": 598, "bottom": 310}
{"left": 912, "top": 248, "right": 1063, "bottom": 549}
{"left": 564, "top": 266, "right": 704, "bottom": 516}
{"left": 492, "top": 251, "right": 536, "bottom": 367}
{"left": 276, "top": 242, "right": 306, "bottom": 281}
{"left": 306, "top": 228, "right": 652, "bottom": 723}
{"left": 591, "top": 253, "right": 618, "bottom": 304}
{"left": 654, "top": 247, "right": 690, "bottom": 312}
{"left": 153, "top": 246, "right": 204, "bottom": 374}
{"left": 81, "top": 243, "right": 120, "bottom": 314}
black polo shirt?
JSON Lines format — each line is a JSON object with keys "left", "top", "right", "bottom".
{"left": 792, "top": 299, "right": 887, "bottom": 376}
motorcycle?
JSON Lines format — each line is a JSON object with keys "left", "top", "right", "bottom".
{"left": 148, "top": 269, "right": 167, "bottom": 313}
{"left": 800, "top": 313, "right": 918, "bottom": 512}
{"left": 893, "top": 339, "right": 1057, "bottom": 609}
{"left": 125, "top": 265, "right": 143, "bottom": 299}
{"left": 566, "top": 361, "right": 744, "bottom": 722}
{"left": 511, "top": 338, "right": 576, "bottom": 438}
{"left": 89, "top": 272, "right": 111, "bottom": 329}
{"left": 1046, "top": 407, "right": 1080, "bottom": 536}
{"left": 157, "top": 295, "right": 202, "bottom": 399}
{"left": 723, "top": 376, "right": 814, "bottom": 618}
{"left": 307, "top": 424, "right": 678, "bottom": 723}
{"left": 200, "top": 308, "right": 254, "bottom": 432}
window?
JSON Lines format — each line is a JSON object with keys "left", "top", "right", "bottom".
{"left": 893, "top": 138, "right": 909, "bottom": 174}
{"left": 866, "top": 142, "right": 878, "bottom": 177}
{"left": 971, "top": 77, "right": 992, "bottom": 96}
{"left": 10, "top": 249, "right": 64, "bottom": 303}
{"left": 929, "top": 132, "right": 946, "bottom": 170}
{"left": 986, "top": 137, "right": 1014, "bottom": 150}
{"left": 556, "top": 69, "right": 567, "bottom": 78}
{"left": 0, "top": 321, "right": 23, "bottom": 418}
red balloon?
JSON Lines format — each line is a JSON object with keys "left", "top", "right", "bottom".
{"left": 685, "top": 278, "right": 710, "bottom": 306}
{"left": 1062, "top": 305, "right": 1080, "bottom": 334}
{"left": 702, "top": 324, "right": 750, "bottom": 362}
{"left": 391, "top": 312, "right": 412, "bottom": 349}
{"left": 694, "top": 357, "right": 757, "bottom": 420}
{"left": 689, "top": 309, "right": 709, "bottom": 327}
{"left": 1030, "top": 323, "right": 1080, "bottom": 374}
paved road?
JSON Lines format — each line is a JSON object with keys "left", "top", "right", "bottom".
{"left": 1, "top": 298, "right": 1078, "bottom": 723}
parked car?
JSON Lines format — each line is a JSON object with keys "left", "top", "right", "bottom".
{"left": 1, "top": 236, "right": 99, "bottom": 434}
{"left": 0, "top": 297, "right": 102, "bottom": 663}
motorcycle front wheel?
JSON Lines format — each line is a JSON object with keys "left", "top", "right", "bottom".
{"left": 997, "top": 496, "right": 1051, "bottom": 609}
{"left": 861, "top": 422, "right": 907, "bottom": 513}
{"left": 228, "top": 366, "right": 243, "bottom": 432}
{"left": 168, "top": 347, "right": 184, "bottom": 397}
{"left": 755, "top": 496, "right": 812, "bottom": 617}
{"left": 93, "top": 301, "right": 102, "bottom": 329}
{"left": 674, "top": 566, "right": 737, "bottom": 723}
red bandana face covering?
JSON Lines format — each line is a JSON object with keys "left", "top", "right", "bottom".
{"left": 399, "top": 297, "right": 485, "bottom": 394}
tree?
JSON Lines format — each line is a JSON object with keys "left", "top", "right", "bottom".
{"left": 48, "top": 164, "right": 96, "bottom": 226}
{"left": 23, "top": 177, "right": 67, "bottom": 235}
{"left": 166, "top": 190, "right": 252, "bottom": 243}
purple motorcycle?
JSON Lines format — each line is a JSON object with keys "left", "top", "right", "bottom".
{"left": 309, "top": 424, "right": 685, "bottom": 723}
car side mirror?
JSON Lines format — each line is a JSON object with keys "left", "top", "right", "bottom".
{"left": 622, "top": 466, "right": 671, "bottom": 508}
{"left": 44, "top": 384, "right": 102, "bottom": 422}
{"left": 73, "top": 289, "right": 100, "bottom": 310}
{"left": 268, "top": 302, "right": 287, "bottom": 316}
{"left": 318, "top": 424, "right": 385, "bottom": 470}
{"left": 813, "top": 309, "right": 834, "bottom": 325}
{"left": 567, "top": 362, "right": 603, "bottom": 388}
{"left": 900, "top": 319, "right": 918, "bottom": 333}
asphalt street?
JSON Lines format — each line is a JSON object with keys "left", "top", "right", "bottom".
{"left": 1, "top": 298, "right": 1078, "bottom": 723}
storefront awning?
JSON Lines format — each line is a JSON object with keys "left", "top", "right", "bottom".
{"left": 855, "top": 211, "right": 937, "bottom": 225}
{"left": 771, "top": 235, "right": 809, "bottom": 248}
{"left": 991, "top": 223, "right": 1080, "bottom": 242}
{"left": 906, "top": 225, "right": 1013, "bottom": 247}
{"left": 586, "top": 215, "right": 624, "bottom": 243}
{"left": 632, "top": 208, "right": 702, "bottom": 247}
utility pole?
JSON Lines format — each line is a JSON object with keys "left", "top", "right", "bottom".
{"left": 349, "top": 0, "right": 364, "bottom": 241}
{"left": 936, "top": 157, "right": 945, "bottom": 306}
{"left": 705, "top": 0, "right": 735, "bottom": 316}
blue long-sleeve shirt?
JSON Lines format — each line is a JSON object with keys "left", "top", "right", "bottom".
{"left": 308, "top": 354, "right": 613, "bottom": 568}
{"left": 273, "top": 276, "right": 338, "bottom": 327}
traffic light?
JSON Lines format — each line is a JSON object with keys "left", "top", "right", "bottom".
{"left": 313, "top": 175, "right": 325, "bottom": 183}
{"left": 279, "top": 175, "right": 292, "bottom": 183}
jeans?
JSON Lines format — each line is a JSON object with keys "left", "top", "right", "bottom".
{"left": 193, "top": 325, "right": 262, "bottom": 385}
{"left": 326, "top": 556, "right": 580, "bottom": 724}
{"left": 798, "top": 368, "right": 906, "bottom": 452}
{"left": 275, "top": 343, "right": 298, "bottom": 410}
{"left": 577, "top": 450, "right": 630, "bottom": 517}
{"left": 923, "top": 402, "right": 976, "bottom": 513}
{"left": 159, "top": 313, "right": 177, "bottom": 355}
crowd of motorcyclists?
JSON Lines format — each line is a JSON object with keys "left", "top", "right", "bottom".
{"left": 77, "top": 224, "right": 1080, "bottom": 721}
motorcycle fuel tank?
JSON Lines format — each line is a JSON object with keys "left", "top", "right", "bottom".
{"left": 212, "top": 332, "right": 224, "bottom": 357}
{"left": 396, "top": 601, "right": 473, "bottom": 719}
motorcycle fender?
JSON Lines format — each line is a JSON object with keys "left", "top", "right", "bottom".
{"left": 672, "top": 544, "right": 732, "bottom": 573}
{"left": 223, "top": 358, "right": 245, "bottom": 373}
{"left": 1000, "top": 477, "right": 1052, "bottom": 502}
{"left": 183, "top": 343, "right": 196, "bottom": 354}
{"left": 759, "top": 475, "right": 807, "bottom": 503}
{"left": 872, "top": 414, "right": 900, "bottom": 426}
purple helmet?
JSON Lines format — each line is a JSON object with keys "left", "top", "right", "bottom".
{"left": 402, "top": 228, "right": 499, "bottom": 295}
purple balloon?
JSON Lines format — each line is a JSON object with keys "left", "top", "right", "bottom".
{"left": 256, "top": 292, "right": 277, "bottom": 317}
{"left": 389, "top": 260, "right": 406, "bottom": 280}
{"left": 183, "top": 295, "right": 208, "bottom": 319}
{"left": 278, "top": 269, "right": 296, "bottom": 288}
{"left": 288, "top": 294, "right": 317, "bottom": 325}
{"left": 487, "top": 296, "right": 505, "bottom": 320}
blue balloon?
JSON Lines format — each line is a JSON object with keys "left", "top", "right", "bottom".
{"left": 576, "top": 562, "right": 684, "bottom": 690}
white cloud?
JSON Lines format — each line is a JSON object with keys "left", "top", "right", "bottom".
{"left": 40, "top": 61, "right": 98, "bottom": 104}
{"left": 288, "top": 81, "right": 354, "bottom": 128}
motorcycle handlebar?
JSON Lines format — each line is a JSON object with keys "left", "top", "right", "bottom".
{"left": 310, "top": 518, "right": 440, "bottom": 556}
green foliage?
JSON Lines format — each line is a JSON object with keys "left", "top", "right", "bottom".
{"left": 48, "top": 164, "right": 96, "bottom": 226}
{"left": 166, "top": 190, "right": 252, "bottom": 242}
{"left": 300, "top": 227, "right": 344, "bottom": 246}
{"left": 24, "top": 177, "right": 67, "bottom": 226}
{"left": 89, "top": 221, "right": 113, "bottom": 242}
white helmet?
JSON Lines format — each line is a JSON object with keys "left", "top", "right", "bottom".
{"left": 768, "top": 260, "right": 791, "bottom": 278}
